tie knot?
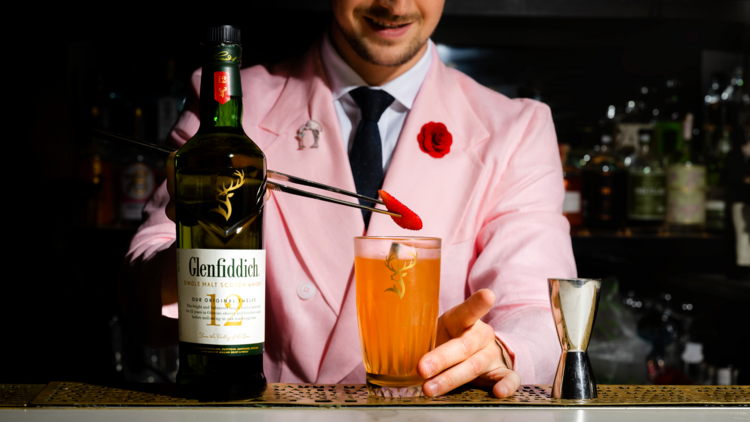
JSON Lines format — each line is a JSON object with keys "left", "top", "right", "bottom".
{"left": 349, "top": 87, "right": 395, "bottom": 123}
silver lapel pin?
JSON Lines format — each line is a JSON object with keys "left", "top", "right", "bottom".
{"left": 296, "top": 120, "right": 322, "bottom": 149}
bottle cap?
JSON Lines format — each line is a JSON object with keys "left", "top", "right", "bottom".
{"left": 681, "top": 342, "right": 704, "bottom": 364}
{"left": 204, "top": 25, "right": 241, "bottom": 45}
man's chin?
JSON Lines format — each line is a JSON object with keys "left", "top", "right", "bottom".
{"left": 350, "top": 36, "right": 426, "bottom": 67}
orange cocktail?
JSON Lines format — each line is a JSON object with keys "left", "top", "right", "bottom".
{"left": 354, "top": 237, "right": 441, "bottom": 397}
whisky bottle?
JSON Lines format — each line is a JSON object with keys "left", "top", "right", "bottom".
{"left": 559, "top": 144, "right": 583, "bottom": 230}
{"left": 627, "top": 129, "right": 666, "bottom": 232}
{"left": 582, "top": 134, "right": 627, "bottom": 231}
{"left": 175, "top": 25, "right": 267, "bottom": 400}
{"left": 665, "top": 113, "right": 705, "bottom": 233}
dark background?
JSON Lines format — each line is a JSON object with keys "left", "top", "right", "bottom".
{"left": 8, "top": 0, "right": 750, "bottom": 386}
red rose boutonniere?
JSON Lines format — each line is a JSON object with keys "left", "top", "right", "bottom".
{"left": 417, "top": 122, "right": 453, "bottom": 158}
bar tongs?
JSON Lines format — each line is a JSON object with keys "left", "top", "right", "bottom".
{"left": 91, "top": 129, "right": 401, "bottom": 218}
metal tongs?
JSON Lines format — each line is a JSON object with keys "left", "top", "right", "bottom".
{"left": 91, "top": 129, "right": 401, "bottom": 218}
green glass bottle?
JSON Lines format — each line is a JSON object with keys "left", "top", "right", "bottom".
{"left": 627, "top": 129, "right": 666, "bottom": 232}
{"left": 174, "top": 25, "right": 267, "bottom": 400}
{"left": 666, "top": 113, "right": 705, "bottom": 233}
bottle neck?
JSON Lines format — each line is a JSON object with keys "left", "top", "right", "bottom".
{"left": 198, "top": 44, "right": 244, "bottom": 134}
{"left": 677, "top": 137, "right": 693, "bottom": 164}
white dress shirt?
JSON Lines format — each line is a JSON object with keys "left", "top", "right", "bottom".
{"left": 320, "top": 31, "right": 434, "bottom": 172}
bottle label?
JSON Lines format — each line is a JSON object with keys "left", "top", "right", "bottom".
{"left": 563, "top": 191, "right": 581, "bottom": 213}
{"left": 214, "top": 71, "right": 230, "bottom": 105}
{"left": 628, "top": 173, "right": 666, "bottom": 220}
{"left": 120, "top": 162, "right": 155, "bottom": 221}
{"left": 666, "top": 165, "right": 706, "bottom": 225}
{"left": 200, "top": 44, "right": 243, "bottom": 102}
{"left": 177, "top": 248, "right": 265, "bottom": 356}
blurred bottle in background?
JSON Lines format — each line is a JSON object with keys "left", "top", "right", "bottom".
{"left": 615, "top": 83, "right": 656, "bottom": 159}
{"left": 156, "top": 59, "right": 185, "bottom": 144}
{"left": 655, "top": 77, "right": 685, "bottom": 164}
{"left": 700, "top": 123, "right": 727, "bottom": 233}
{"left": 583, "top": 134, "right": 627, "bottom": 231}
{"left": 559, "top": 144, "right": 583, "bottom": 231}
{"left": 77, "top": 80, "right": 115, "bottom": 227}
{"left": 117, "top": 107, "right": 158, "bottom": 225}
{"left": 681, "top": 342, "right": 704, "bottom": 384}
{"left": 637, "top": 292, "right": 688, "bottom": 384}
{"left": 627, "top": 128, "right": 666, "bottom": 232}
{"left": 666, "top": 114, "right": 706, "bottom": 233}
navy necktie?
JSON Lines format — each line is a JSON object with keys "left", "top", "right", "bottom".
{"left": 348, "top": 87, "right": 395, "bottom": 228}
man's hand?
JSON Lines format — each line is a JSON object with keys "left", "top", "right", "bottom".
{"left": 418, "top": 289, "right": 520, "bottom": 398}
{"left": 165, "top": 151, "right": 176, "bottom": 223}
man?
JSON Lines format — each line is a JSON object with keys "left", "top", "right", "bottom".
{"left": 120, "top": 0, "right": 576, "bottom": 398}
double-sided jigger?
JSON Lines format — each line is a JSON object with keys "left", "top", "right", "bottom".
{"left": 548, "top": 278, "right": 602, "bottom": 400}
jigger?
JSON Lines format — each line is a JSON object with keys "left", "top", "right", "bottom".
{"left": 548, "top": 278, "right": 601, "bottom": 400}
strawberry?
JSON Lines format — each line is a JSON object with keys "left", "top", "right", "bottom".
{"left": 378, "top": 190, "right": 423, "bottom": 231}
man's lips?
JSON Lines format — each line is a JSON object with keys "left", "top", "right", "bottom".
{"left": 364, "top": 16, "right": 413, "bottom": 39}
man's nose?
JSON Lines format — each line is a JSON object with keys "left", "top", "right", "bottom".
{"left": 376, "top": 0, "right": 410, "bottom": 17}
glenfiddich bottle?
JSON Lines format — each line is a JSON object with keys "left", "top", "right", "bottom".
{"left": 175, "top": 25, "right": 267, "bottom": 400}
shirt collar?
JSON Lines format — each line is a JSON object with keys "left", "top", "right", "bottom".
{"left": 320, "top": 29, "right": 433, "bottom": 110}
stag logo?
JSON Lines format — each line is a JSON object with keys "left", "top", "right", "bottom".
{"left": 384, "top": 249, "right": 417, "bottom": 300}
{"left": 209, "top": 170, "right": 245, "bottom": 221}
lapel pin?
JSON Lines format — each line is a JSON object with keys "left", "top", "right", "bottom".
{"left": 296, "top": 120, "right": 322, "bottom": 150}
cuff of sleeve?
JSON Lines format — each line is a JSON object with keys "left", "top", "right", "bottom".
{"left": 494, "top": 333, "right": 515, "bottom": 370}
{"left": 495, "top": 331, "right": 536, "bottom": 383}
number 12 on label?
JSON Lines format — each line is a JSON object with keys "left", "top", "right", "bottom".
{"left": 206, "top": 294, "right": 244, "bottom": 326}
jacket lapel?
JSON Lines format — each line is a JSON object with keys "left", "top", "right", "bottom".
{"left": 316, "top": 45, "right": 490, "bottom": 383}
{"left": 260, "top": 43, "right": 363, "bottom": 316}
{"left": 368, "top": 46, "right": 489, "bottom": 242}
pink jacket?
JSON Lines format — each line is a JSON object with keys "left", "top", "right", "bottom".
{"left": 125, "top": 40, "right": 576, "bottom": 385}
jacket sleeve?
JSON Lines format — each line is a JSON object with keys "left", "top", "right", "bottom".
{"left": 469, "top": 101, "right": 576, "bottom": 384}
{"left": 118, "top": 74, "right": 201, "bottom": 346}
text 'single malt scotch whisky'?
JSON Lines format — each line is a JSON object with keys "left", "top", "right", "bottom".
{"left": 175, "top": 25, "right": 267, "bottom": 400}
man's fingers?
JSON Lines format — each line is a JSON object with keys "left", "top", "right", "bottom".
{"left": 422, "top": 344, "right": 498, "bottom": 397}
{"left": 419, "top": 322, "right": 496, "bottom": 379}
{"left": 442, "top": 289, "right": 495, "bottom": 336}
{"left": 165, "top": 151, "right": 176, "bottom": 223}
{"left": 488, "top": 368, "right": 521, "bottom": 398}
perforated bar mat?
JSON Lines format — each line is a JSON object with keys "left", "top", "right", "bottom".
{"left": 0, "top": 385, "right": 46, "bottom": 407}
{"left": 3, "top": 383, "right": 746, "bottom": 407}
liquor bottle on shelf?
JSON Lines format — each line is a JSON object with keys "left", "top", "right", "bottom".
{"left": 175, "top": 25, "right": 267, "bottom": 400}
{"left": 725, "top": 114, "right": 750, "bottom": 271}
{"left": 655, "top": 77, "right": 685, "bottom": 165}
{"left": 118, "top": 107, "right": 158, "bottom": 224}
{"left": 704, "top": 126, "right": 730, "bottom": 233}
{"left": 78, "top": 102, "right": 115, "bottom": 227}
{"left": 616, "top": 84, "right": 655, "bottom": 159}
{"left": 77, "top": 134, "right": 114, "bottom": 227}
{"left": 157, "top": 59, "right": 186, "bottom": 144}
{"left": 582, "top": 134, "right": 626, "bottom": 231}
{"left": 665, "top": 113, "right": 706, "bottom": 233}
{"left": 627, "top": 129, "right": 666, "bottom": 232}
{"left": 559, "top": 144, "right": 583, "bottom": 230}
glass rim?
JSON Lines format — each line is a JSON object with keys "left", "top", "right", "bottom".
{"left": 354, "top": 236, "right": 441, "bottom": 241}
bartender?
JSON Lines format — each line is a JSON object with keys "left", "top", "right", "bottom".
{"left": 120, "top": 0, "right": 576, "bottom": 398}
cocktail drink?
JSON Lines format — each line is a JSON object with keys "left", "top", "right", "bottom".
{"left": 354, "top": 236, "right": 441, "bottom": 397}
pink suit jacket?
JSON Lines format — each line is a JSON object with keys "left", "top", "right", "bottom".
{"left": 126, "top": 40, "right": 576, "bottom": 385}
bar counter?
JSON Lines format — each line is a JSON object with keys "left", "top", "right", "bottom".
{"left": 2, "top": 383, "right": 748, "bottom": 421}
